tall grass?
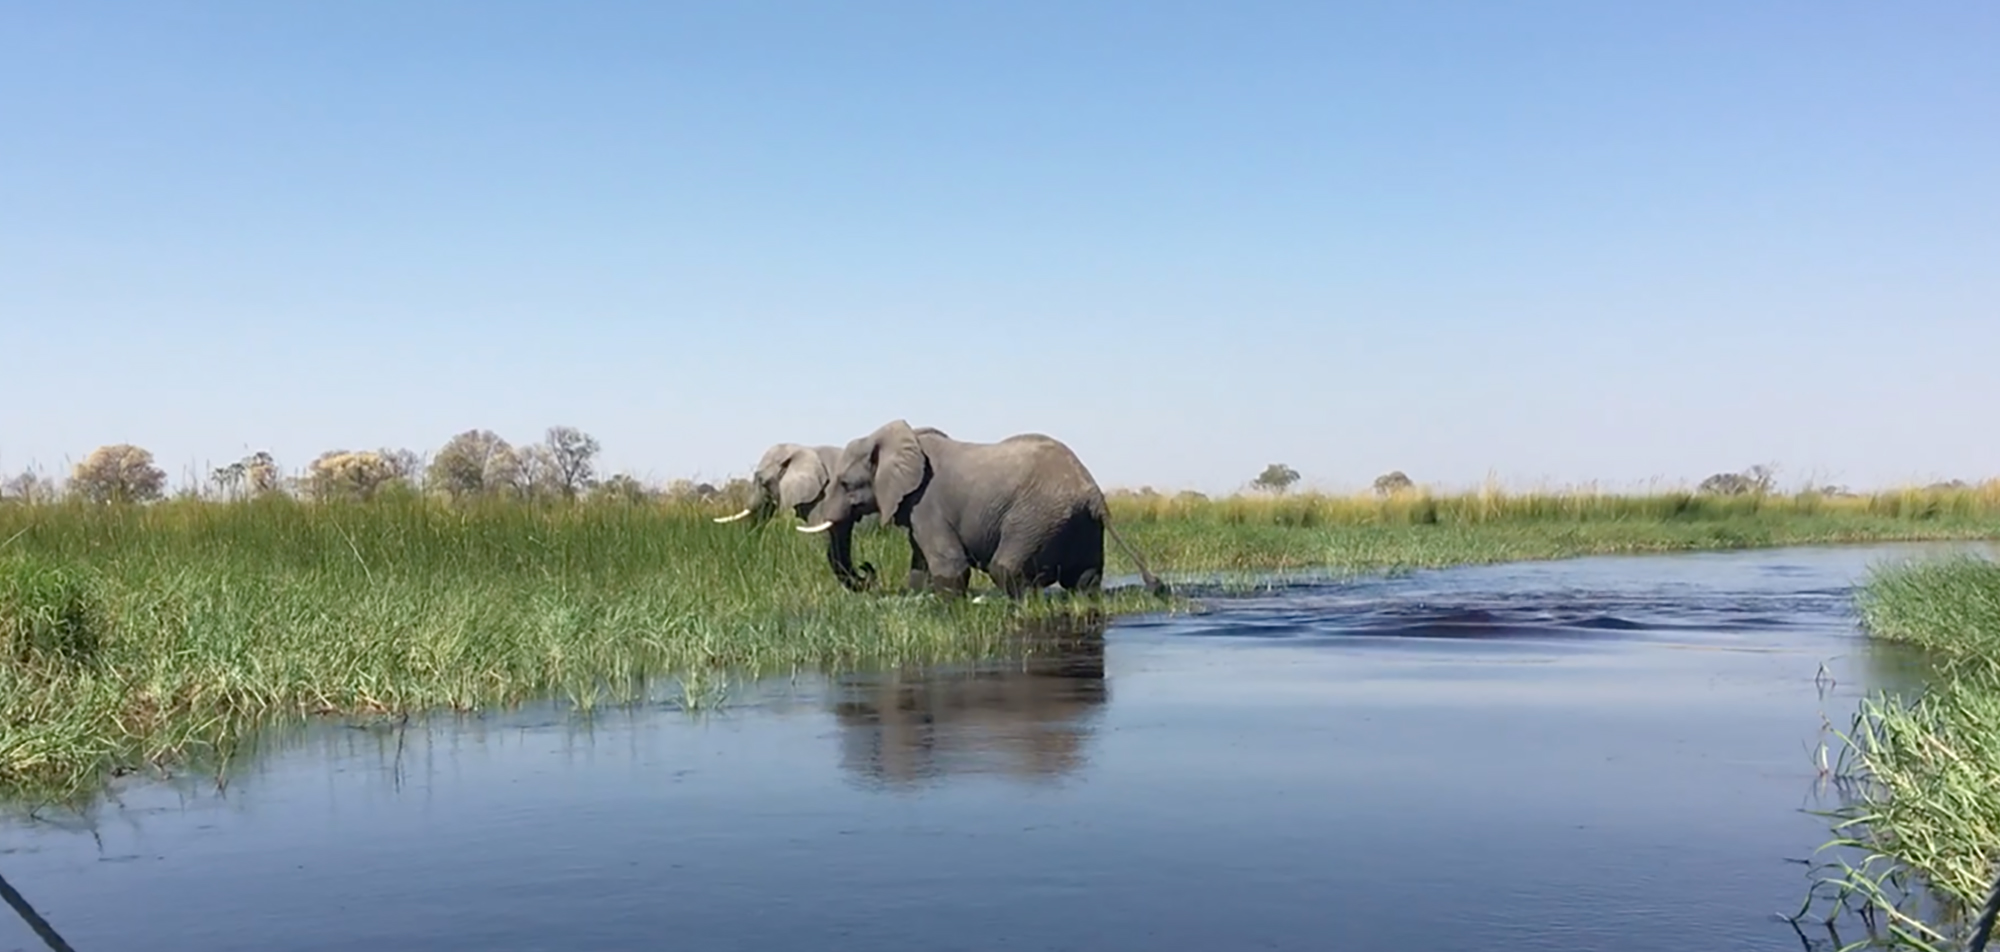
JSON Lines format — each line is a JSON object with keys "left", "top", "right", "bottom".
{"left": 3, "top": 482, "right": 2000, "bottom": 805}
{"left": 1806, "top": 555, "right": 2000, "bottom": 950}
{"left": 1107, "top": 480, "right": 2000, "bottom": 529}
{"left": 0, "top": 494, "right": 1165, "bottom": 802}
{"left": 1854, "top": 555, "right": 2000, "bottom": 678}
{"left": 1110, "top": 482, "right": 2000, "bottom": 574}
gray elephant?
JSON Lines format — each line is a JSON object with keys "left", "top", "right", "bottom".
{"left": 710, "top": 442, "right": 877, "bottom": 590}
{"left": 797, "top": 420, "right": 1168, "bottom": 600}
{"left": 711, "top": 442, "right": 842, "bottom": 527}
{"left": 712, "top": 433, "right": 947, "bottom": 591}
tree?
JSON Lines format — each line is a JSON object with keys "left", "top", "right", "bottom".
{"left": 209, "top": 461, "right": 245, "bottom": 499}
{"left": 1372, "top": 470, "right": 1415, "bottom": 497}
{"left": 1698, "top": 464, "right": 1777, "bottom": 497}
{"left": 425, "top": 429, "right": 521, "bottom": 500}
{"left": 243, "top": 451, "right": 285, "bottom": 497}
{"left": 2, "top": 469, "right": 59, "bottom": 504}
{"left": 1252, "top": 463, "right": 1301, "bottom": 494}
{"left": 539, "top": 425, "right": 600, "bottom": 500}
{"left": 70, "top": 444, "right": 167, "bottom": 503}
{"left": 208, "top": 451, "right": 286, "bottom": 500}
{"left": 379, "top": 448, "right": 424, "bottom": 484}
{"left": 306, "top": 450, "right": 402, "bottom": 501}
{"left": 515, "top": 443, "right": 558, "bottom": 499}
{"left": 589, "top": 473, "right": 652, "bottom": 504}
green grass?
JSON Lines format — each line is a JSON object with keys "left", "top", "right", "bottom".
{"left": 1804, "top": 555, "right": 2000, "bottom": 950}
{"left": 4, "top": 483, "right": 2000, "bottom": 806}
{"left": 0, "top": 494, "right": 1167, "bottom": 802}
{"left": 1110, "top": 482, "right": 2000, "bottom": 576}
{"left": 1854, "top": 555, "right": 2000, "bottom": 677}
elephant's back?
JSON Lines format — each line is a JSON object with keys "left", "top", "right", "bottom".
{"left": 991, "top": 436, "right": 1104, "bottom": 511}
{"left": 943, "top": 432, "right": 1105, "bottom": 510}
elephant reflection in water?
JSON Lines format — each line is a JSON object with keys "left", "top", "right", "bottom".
{"left": 830, "top": 615, "right": 1110, "bottom": 788}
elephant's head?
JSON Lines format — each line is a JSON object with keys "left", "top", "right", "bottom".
{"left": 801, "top": 420, "right": 929, "bottom": 532}
{"left": 711, "top": 443, "right": 834, "bottom": 527}
{"left": 797, "top": 421, "right": 931, "bottom": 576}
{"left": 715, "top": 441, "right": 883, "bottom": 591}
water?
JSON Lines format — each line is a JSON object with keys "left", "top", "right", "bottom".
{"left": 2, "top": 542, "right": 1986, "bottom": 952}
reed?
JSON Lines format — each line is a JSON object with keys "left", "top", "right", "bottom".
{"left": 1804, "top": 554, "right": 2000, "bottom": 950}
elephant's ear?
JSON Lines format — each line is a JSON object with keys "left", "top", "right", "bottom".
{"left": 775, "top": 445, "right": 829, "bottom": 512}
{"left": 871, "top": 420, "right": 928, "bottom": 524}
{"left": 753, "top": 443, "right": 799, "bottom": 486}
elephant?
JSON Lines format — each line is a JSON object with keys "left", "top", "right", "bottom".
{"left": 710, "top": 442, "right": 876, "bottom": 590}
{"left": 711, "top": 442, "right": 842, "bottom": 527}
{"left": 797, "top": 420, "right": 1169, "bottom": 601}
{"left": 711, "top": 432, "right": 949, "bottom": 591}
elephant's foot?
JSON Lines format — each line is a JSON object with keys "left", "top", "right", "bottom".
{"left": 835, "top": 561, "right": 879, "bottom": 593}
{"left": 921, "top": 563, "right": 973, "bottom": 601}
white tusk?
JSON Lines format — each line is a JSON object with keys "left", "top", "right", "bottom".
{"left": 796, "top": 521, "right": 835, "bottom": 534}
{"left": 711, "top": 508, "right": 753, "bottom": 524}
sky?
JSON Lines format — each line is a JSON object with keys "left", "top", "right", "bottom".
{"left": 3, "top": 1, "right": 1996, "bottom": 496}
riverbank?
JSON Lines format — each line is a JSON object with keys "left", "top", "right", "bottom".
{"left": 5, "top": 488, "right": 2000, "bottom": 802}
{"left": 1812, "top": 554, "right": 2000, "bottom": 948}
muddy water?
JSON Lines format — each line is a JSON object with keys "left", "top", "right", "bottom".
{"left": 2, "top": 542, "right": 1985, "bottom": 952}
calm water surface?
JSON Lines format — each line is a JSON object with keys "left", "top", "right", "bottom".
{"left": 4, "top": 542, "right": 1989, "bottom": 952}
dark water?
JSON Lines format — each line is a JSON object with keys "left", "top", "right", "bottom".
{"left": 3, "top": 542, "right": 1990, "bottom": 952}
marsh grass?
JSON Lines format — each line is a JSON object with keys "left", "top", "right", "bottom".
{"left": 1110, "top": 480, "right": 2000, "bottom": 529}
{"left": 1854, "top": 555, "right": 2000, "bottom": 679}
{"left": 4, "top": 483, "right": 2000, "bottom": 804}
{"left": 1112, "top": 482, "right": 2000, "bottom": 575}
{"left": 1803, "top": 555, "right": 2000, "bottom": 950}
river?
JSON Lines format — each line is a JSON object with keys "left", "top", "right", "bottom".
{"left": 4, "top": 541, "right": 1987, "bottom": 952}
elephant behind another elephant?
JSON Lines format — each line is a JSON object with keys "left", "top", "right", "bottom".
{"left": 800, "top": 420, "right": 1168, "bottom": 601}
{"left": 712, "top": 432, "right": 948, "bottom": 592}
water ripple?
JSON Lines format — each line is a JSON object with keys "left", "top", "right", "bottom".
{"left": 1157, "top": 550, "right": 1870, "bottom": 649}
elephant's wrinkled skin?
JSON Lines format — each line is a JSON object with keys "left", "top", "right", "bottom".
{"left": 800, "top": 420, "right": 1168, "bottom": 601}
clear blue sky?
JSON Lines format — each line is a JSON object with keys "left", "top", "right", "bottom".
{"left": 3, "top": 1, "right": 1995, "bottom": 495}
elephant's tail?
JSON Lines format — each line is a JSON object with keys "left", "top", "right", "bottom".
{"left": 1099, "top": 507, "right": 1169, "bottom": 600}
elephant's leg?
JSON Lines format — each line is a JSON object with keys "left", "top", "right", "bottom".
{"left": 1045, "top": 514, "right": 1104, "bottom": 598}
{"left": 908, "top": 510, "right": 972, "bottom": 599}
{"left": 989, "top": 537, "right": 1059, "bottom": 601}
{"left": 1060, "top": 563, "right": 1104, "bottom": 597}
{"left": 987, "top": 560, "right": 1035, "bottom": 600}
{"left": 927, "top": 554, "right": 972, "bottom": 599}
{"left": 824, "top": 526, "right": 872, "bottom": 592}
{"left": 903, "top": 536, "right": 932, "bottom": 594}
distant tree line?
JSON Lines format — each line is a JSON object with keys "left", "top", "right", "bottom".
{"left": 1, "top": 440, "right": 1981, "bottom": 507}
{"left": 1248, "top": 463, "right": 1413, "bottom": 497}
{"left": 1229, "top": 461, "right": 1982, "bottom": 499}
{"left": 0, "top": 426, "right": 757, "bottom": 507}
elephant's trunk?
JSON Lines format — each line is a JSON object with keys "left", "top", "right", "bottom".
{"left": 825, "top": 522, "right": 874, "bottom": 592}
{"left": 717, "top": 483, "right": 778, "bottom": 526}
